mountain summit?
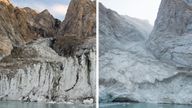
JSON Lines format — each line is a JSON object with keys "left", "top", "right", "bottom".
{"left": 59, "top": 0, "right": 96, "bottom": 38}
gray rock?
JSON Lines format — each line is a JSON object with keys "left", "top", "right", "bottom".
{"left": 99, "top": 2, "right": 192, "bottom": 104}
{"left": 147, "top": 0, "right": 192, "bottom": 67}
{"left": 0, "top": 0, "right": 96, "bottom": 104}
{"left": 99, "top": 3, "right": 152, "bottom": 56}
{"left": 0, "top": 38, "right": 96, "bottom": 103}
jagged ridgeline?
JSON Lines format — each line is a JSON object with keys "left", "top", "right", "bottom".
{"left": 0, "top": 0, "right": 96, "bottom": 104}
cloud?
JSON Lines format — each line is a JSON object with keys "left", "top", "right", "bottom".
{"left": 51, "top": 4, "right": 68, "bottom": 16}
{"left": 100, "top": 0, "right": 161, "bottom": 25}
{"left": 11, "top": 0, "right": 68, "bottom": 20}
{"left": 34, "top": 4, "right": 68, "bottom": 20}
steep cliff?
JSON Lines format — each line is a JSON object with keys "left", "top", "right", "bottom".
{"left": 0, "top": 0, "right": 60, "bottom": 60}
{"left": 0, "top": 0, "right": 96, "bottom": 104}
{"left": 99, "top": 2, "right": 192, "bottom": 104}
{"left": 99, "top": 3, "right": 152, "bottom": 55}
{"left": 147, "top": 0, "right": 192, "bottom": 67}
{"left": 58, "top": 0, "right": 96, "bottom": 38}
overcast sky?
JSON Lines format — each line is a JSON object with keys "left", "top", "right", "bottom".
{"left": 11, "top": 0, "right": 70, "bottom": 21}
{"left": 100, "top": 0, "right": 161, "bottom": 25}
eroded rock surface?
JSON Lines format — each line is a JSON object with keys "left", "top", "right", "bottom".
{"left": 59, "top": 0, "right": 96, "bottom": 38}
{"left": 0, "top": 0, "right": 96, "bottom": 103}
{"left": 99, "top": 2, "right": 192, "bottom": 104}
{"left": 99, "top": 3, "right": 152, "bottom": 55}
{"left": 147, "top": 0, "right": 192, "bottom": 67}
{"left": 53, "top": 0, "right": 96, "bottom": 57}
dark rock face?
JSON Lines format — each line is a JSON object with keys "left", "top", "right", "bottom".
{"left": 33, "top": 9, "right": 61, "bottom": 38}
{"left": 52, "top": 36, "right": 84, "bottom": 57}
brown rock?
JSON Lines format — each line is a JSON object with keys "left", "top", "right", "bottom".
{"left": 0, "top": 0, "right": 10, "bottom": 5}
{"left": 59, "top": 0, "right": 96, "bottom": 38}
{"left": 0, "top": 1, "right": 62, "bottom": 59}
{"left": 32, "top": 9, "right": 61, "bottom": 37}
{"left": 0, "top": 35, "right": 13, "bottom": 59}
{"left": 52, "top": 0, "right": 96, "bottom": 56}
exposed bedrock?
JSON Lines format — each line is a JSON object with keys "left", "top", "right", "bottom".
{"left": 99, "top": 1, "right": 192, "bottom": 104}
{"left": 0, "top": 38, "right": 96, "bottom": 103}
{"left": 147, "top": 0, "right": 192, "bottom": 67}
{"left": 0, "top": 0, "right": 96, "bottom": 104}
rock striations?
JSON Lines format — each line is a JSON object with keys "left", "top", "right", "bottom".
{"left": 0, "top": 0, "right": 96, "bottom": 104}
{"left": 59, "top": 0, "right": 96, "bottom": 38}
{"left": 99, "top": 3, "right": 152, "bottom": 55}
{"left": 100, "top": 1, "right": 192, "bottom": 104}
{"left": 147, "top": 0, "right": 192, "bottom": 67}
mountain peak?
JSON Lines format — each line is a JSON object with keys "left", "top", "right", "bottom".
{"left": 41, "top": 9, "right": 50, "bottom": 15}
{"left": 59, "top": 0, "right": 96, "bottom": 38}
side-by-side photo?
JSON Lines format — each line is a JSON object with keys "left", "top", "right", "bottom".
{"left": 0, "top": 0, "right": 96, "bottom": 108}
{"left": 99, "top": 0, "right": 192, "bottom": 108}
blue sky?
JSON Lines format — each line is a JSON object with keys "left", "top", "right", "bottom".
{"left": 11, "top": 0, "right": 70, "bottom": 21}
{"left": 100, "top": 0, "right": 161, "bottom": 25}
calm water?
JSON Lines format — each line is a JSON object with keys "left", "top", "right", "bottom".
{"left": 100, "top": 103, "right": 192, "bottom": 108}
{"left": 0, "top": 101, "right": 95, "bottom": 108}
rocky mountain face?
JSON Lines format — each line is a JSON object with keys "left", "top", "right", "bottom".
{"left": 99, "top": 3, "right": 152, "bottom": 56}
{"left": 0, "top": 0, "right": 60, "bottom": 60}
{"left": 53, "top": 0, "right": 96, "bottom": 57}
{"left": 0, "top": 0, "right": 96, "bottom": 104}
{"left": 147, "top": 0, "right": 192, "bottom": 67}
{"left": 100, "top": 2, "right": 192, "bottom": 104}
{"left": 58, "top": 0, "right": 96, "bottom": 38}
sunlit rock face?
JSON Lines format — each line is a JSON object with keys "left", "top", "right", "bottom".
{"left": 99, "top": 1, "right": 192, "bottom": 104}
{"left": 0, "top": 0, "right": 10, "bottom": 5}
{"left": 0, "top": 0, "right": 96, "bottom": 103}
{"left": 58, "top": 0, "right": 96, "bottom": 38}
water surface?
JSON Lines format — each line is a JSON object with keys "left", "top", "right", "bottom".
{"left": 100, "top": 103, "right": 192, "bottom": 108}
{"left": 0, "top": 101, "right": 95, "bottom": 108}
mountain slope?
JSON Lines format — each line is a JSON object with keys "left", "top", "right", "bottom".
{"left": 147, "top": 0, "right": 192, "bottom": 68}
{"left": 0, "top": 0, "right": 96, "bottom": 103}
{"left": 99, "top": 3, "right": 152, "bottom": 55}
{"left": 99, "top": 2, "right": 192, "bottom": 104}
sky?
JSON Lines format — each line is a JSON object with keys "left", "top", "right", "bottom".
{"left": 11, "top": 0, "right": 70, "bottom": 21}
{"left": 100, "top": 0, "right": 161, "bottom": 25}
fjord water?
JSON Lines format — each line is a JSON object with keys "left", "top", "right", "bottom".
{"left": 0, "top": 101, "right": 95, "bottom": 108}
{"left": 100, "top": 103, "right": 192, "bottom": 108}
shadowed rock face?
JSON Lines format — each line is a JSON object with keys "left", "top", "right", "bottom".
{"left": 147, "top": 0, "right": 192, "bottom": 67}
{"left": 0, "top": 0, "right": 96, "bottom": 103}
